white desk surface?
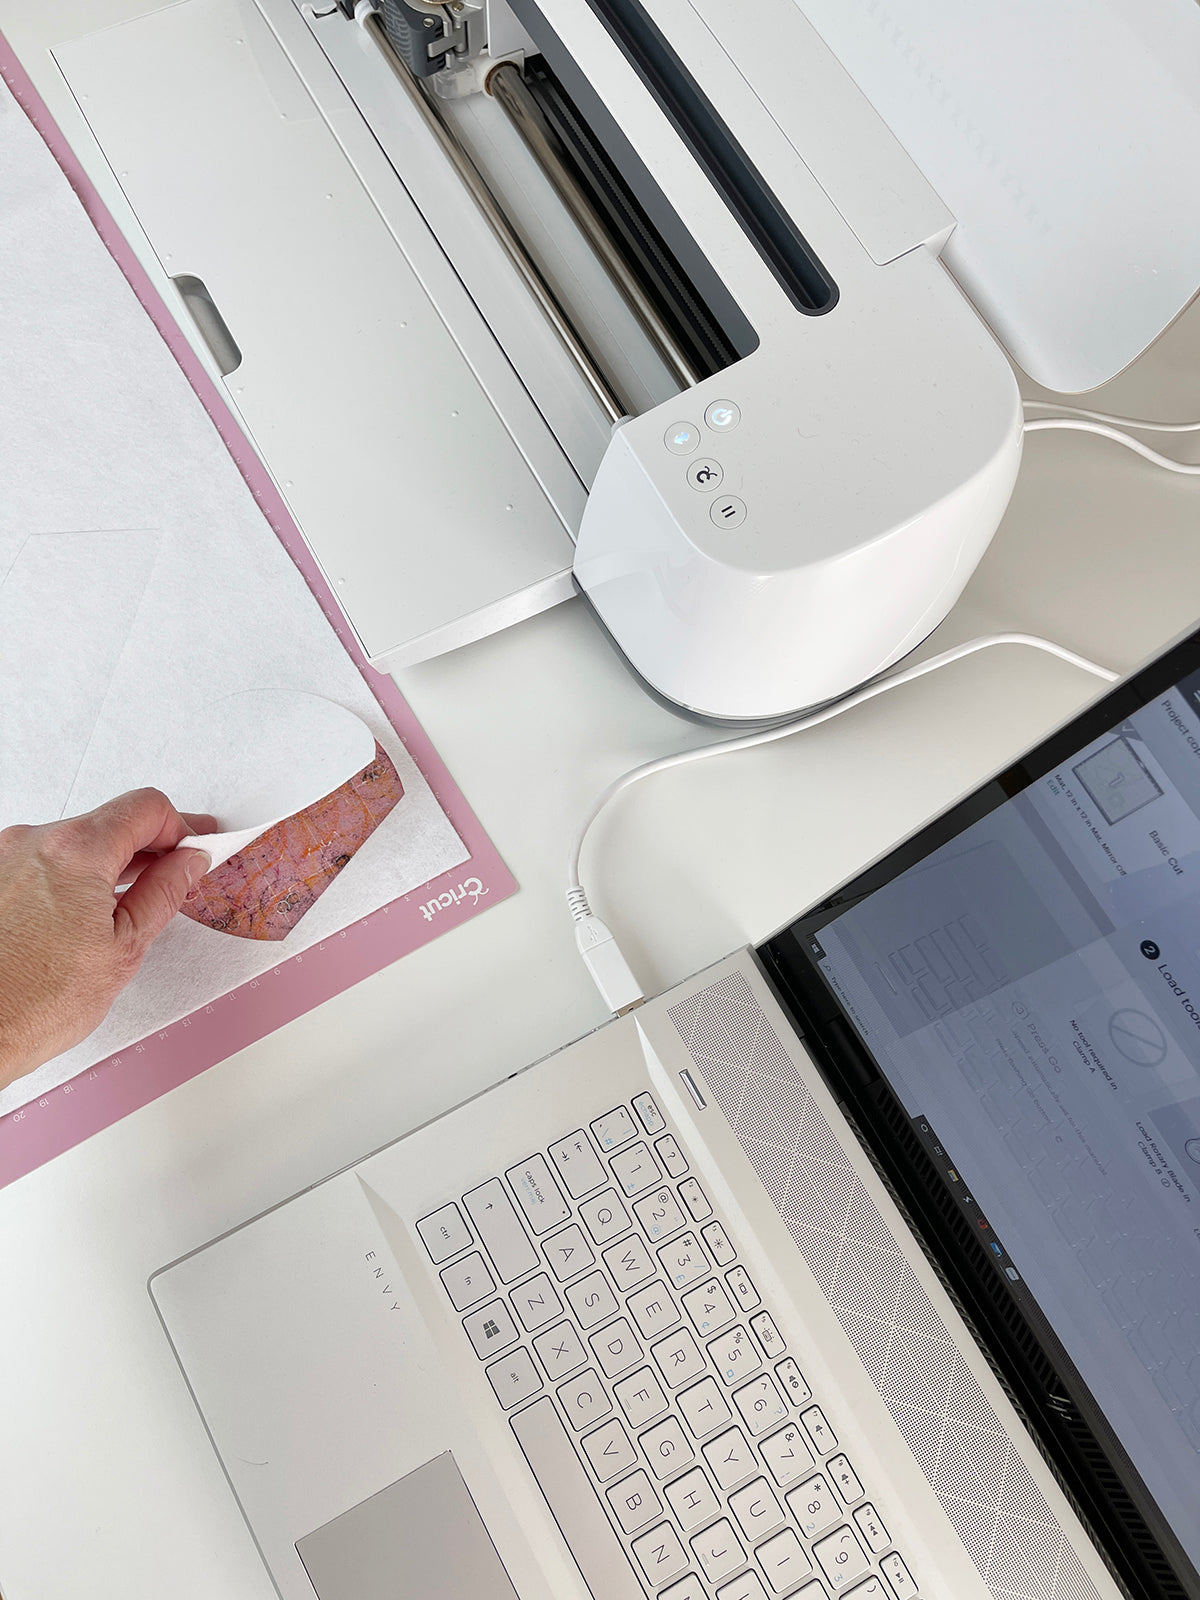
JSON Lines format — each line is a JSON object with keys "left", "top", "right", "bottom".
{"left": 0, "top": 61, "right": 1197, "bottom": 1589}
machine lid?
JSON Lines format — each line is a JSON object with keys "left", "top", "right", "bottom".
{"left": 795, "top": 0, "right": 1200, "bottom": 392}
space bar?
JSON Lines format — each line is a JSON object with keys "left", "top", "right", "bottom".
{"left": 510, "top": 1399, "right": 645, "bottom": 1600}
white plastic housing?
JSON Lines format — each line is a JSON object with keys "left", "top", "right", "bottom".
{"left": 574, "top": 248, "right": 1023, "bottom": 721}
{"left": 544, "top": 0, "right": 1027, "bottom": 722}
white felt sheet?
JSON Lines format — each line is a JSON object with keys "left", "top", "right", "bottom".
{"left": 0, "top": 530, "right": 160, "bottom": 822}
{"left": 0, "top": 78, "right": 468, "bottom": 1115}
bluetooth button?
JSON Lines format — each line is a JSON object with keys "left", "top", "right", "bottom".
{"left": 664, "top": 421, "right": 700, "bottom": 454}
{"left": 709, "top": 495, "right": 746, "bottom": 529}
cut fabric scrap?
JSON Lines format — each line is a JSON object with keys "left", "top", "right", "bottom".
{"left": 180, "top": 743, "right": 404, "bottom": 941}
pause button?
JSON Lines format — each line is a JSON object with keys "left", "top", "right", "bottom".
{"left": 709, "top": 495, "right": 746, "bottom": 529}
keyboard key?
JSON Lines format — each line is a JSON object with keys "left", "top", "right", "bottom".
{"left": 592, "top": 1106, "right": 638, "bottom": 1151}
{"left": 678, "top": 1376, "right": 733, "bottom": 1438}
{"left": 512, "top": 1272, "right": 563, "bottom": 1332}
{"left": 486, "top": 1346, "right": 542, "bottom": 1409}
{"left": 702, "top": 1218, "right": 737, "bottom": 1266}
{"left": 633, "top": 1092, "right": 667, "bottom": 1134}
{"left": 509, "top": 1399, "right": 645, "bottom": 1600}
{"left": 813, "top": 1525, "right": 869, "bottom": 1590}
{"left": 750, "top": 1311, "right": 785, "bottom": 1359}
{"left": 690, "top": 1517, "right": 745, "bottom": 1585}
{"left": 718, "top": 1572, "right": 769, "bottom": 1600}
{"left": 709, "top": 1324, "right": 760, "bottom": 1386}
{"left": 614, "top": 1366, "right": 668, "bottom": 1427}
{"left": 582, "top": 1418, "right": 638, "bottom": 1482}
{"left": 775, "top": 1357, "right": 812, "bottom": 1406}
{"left": 656, "top": 1134, "right": 690, "bottom": 1178}
{"left": 652, "top": 1327, "right": 707, "bottom": 1388}
{"left": 611, "top": 1142, "right": 663, "bottom": 1197}
{"left": 756, "top": 1526, "right": 814, "bottom": 1593}
{"left": 506, "top": 1155, "right": 570, "bottom": 1235}
{"left": 628, "top": 1280, "right": 681, "bottom": 1341}
{"left": 580, "top": 1189, "right": 630, "bottom": 1245}
{"left": 417, "top": 1202, "right": 472, "bottom": 1263}
{"left": 558, "top": 1369, "right": 612, "bottom": 1430}
{"left": 880, "top": 1551, "right": 919, "bottom": 1597}
{"left": 640, "top": 1415, "right": 695, "bottom": 1477}
{"left": 853, "top": 1503, "right": 891, "bottom": 1553}
{"left": 665, "top": 1465, "right": 721, "bottom": 1531}
{"left": 661, "top": 1578, "right": 707, "bottom": 1600}
{"left": 543, "top": 1223, "right": 595, "bottom": 1282}
{"left": 634, "top": 1186, "right": 688, "bottom": 1243}
{"left": 439, "top": 1251, "right": 495, "bottom": 1311}
{"left": 548, "top": 1131, "right": 607, "bottom": 1198}
{"left": 602, "top": 1235, "right": 657, "bottom": 1291}
{"left": 800, "top": 1405, "right": 838, "bottom": 1456}
{"left": 726, "top": 1264, "right": 760, "bottom": 1311}
{"left": 660, "top": 1232, "right": 712, "bottom": 1292}
{"left": 607, "top": 1469, "right": 662, "bottom": 1535}
{"left": 533, "top": 1321, "right": 587, "bottom": 1381}
{"left": 682, "top": 1277, "right": 737, "bottom": 1337}
{"left": 786, "top": 1474, "right": 842, "bottom": 1539}
{"left": 632, "top": 1523, "right": 689, "bottom": 1586}
{"left": 733, "top": 1375, "right": 788, "bottom": 1436}
{"left": 729, "top": 1476, "right": 785, "bottom": 1540}
{"left": 463, "top": 1299, "right": 519, "bottom": 1357}
{"left": 759, "top": 1423, "right": 813, "bottom": 1487}
{"left": 841, "top": 1580, "right": 889, "bottom": 1600}
{"left": 591, "top": 1317, "right": 643, "bottom": 1378}
{"left": 703, "top": 1425, "right": 756, "bottom": 1489}
{"left": 827, "top": 1454, "right": 864, "bottom": 1505}
{"left": 679, "top": 1177, "right": 713, "bottom": 1221}
{"left": 566, "top": 1270, "right": 619, "bottom": 1329}
{"left": 463, "top": 1180, "right": 539, "bottom": 1283}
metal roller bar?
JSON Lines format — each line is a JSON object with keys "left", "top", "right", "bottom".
{"left": 363, "top": 9, "right": 628, "bottom": 423}
{"left": 486, "top": 60, "right": 703, "bottom": 392}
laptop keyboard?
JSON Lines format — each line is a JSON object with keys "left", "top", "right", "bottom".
{"left": 417, "top": 1093, "right": 919, "bottom": 1600}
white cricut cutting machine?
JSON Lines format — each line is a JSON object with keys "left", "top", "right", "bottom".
{"left": 8, "top": 0, "right": 1200, "bottom": 720}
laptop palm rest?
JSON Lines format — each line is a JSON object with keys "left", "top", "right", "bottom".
{"left": 296, "top": 1451, "right": 518, "bottom": 1600}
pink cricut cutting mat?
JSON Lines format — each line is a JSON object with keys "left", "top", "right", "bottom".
{"left": 0, "top": 40, "right": 516, "bottom": 1189}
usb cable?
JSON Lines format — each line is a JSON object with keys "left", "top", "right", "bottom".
{"left": 567, "top": 633, "right": 1118, "bottom": 1016}
{"left": 1023, "top": 414, "right": 1200, "bottom": 475}
{"left": 570, "top": 400, "right": 1198, "bottom": 1015}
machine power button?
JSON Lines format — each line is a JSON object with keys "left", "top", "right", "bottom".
{"left": 704, "top": 400, "right": 740, "bottom": 431}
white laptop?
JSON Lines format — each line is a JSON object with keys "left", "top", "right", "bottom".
{"left": 153, "top": 623, "right": 1200, "bottom": 1600}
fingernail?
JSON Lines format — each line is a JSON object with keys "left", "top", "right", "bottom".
{"left": 185, "top": 849, "right": 211, "bottom": 885}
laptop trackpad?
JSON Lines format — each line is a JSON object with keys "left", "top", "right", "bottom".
{"left": 296, "top": 1452, "right": 520, "bottom": 1600}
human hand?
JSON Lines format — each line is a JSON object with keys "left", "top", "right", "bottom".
{"left": 0, "top": 790, "right": 215, "bottom": 1091}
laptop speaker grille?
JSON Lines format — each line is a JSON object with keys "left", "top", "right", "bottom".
{"left": 668, "top": 969, "right": 1102, "bottom": 1600}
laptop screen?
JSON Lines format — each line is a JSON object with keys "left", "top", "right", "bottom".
{"left": 760, "top": 630, "right": 1200, "bottom": 1599}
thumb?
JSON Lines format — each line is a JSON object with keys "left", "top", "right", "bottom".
{"left": 113, "top": 846, "right": 211, "bottom": 959}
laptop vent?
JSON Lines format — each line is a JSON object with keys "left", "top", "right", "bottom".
{"left": 669, "top": 970, "right": 1102, "bottom": 1600}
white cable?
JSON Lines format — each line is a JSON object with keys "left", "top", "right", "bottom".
{"left": 1023, "top": 399, "right": 1200, "bottom": 435}
{"left": 1024, "top": 416, "right": 1200, "bottom": 475}
{"left": 567, "top": 633, "right": 1118, "bottom": 1014}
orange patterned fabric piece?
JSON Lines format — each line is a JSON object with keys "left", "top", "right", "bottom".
{"left": 180, "top": 742, "right": 404, "bottom": 941}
